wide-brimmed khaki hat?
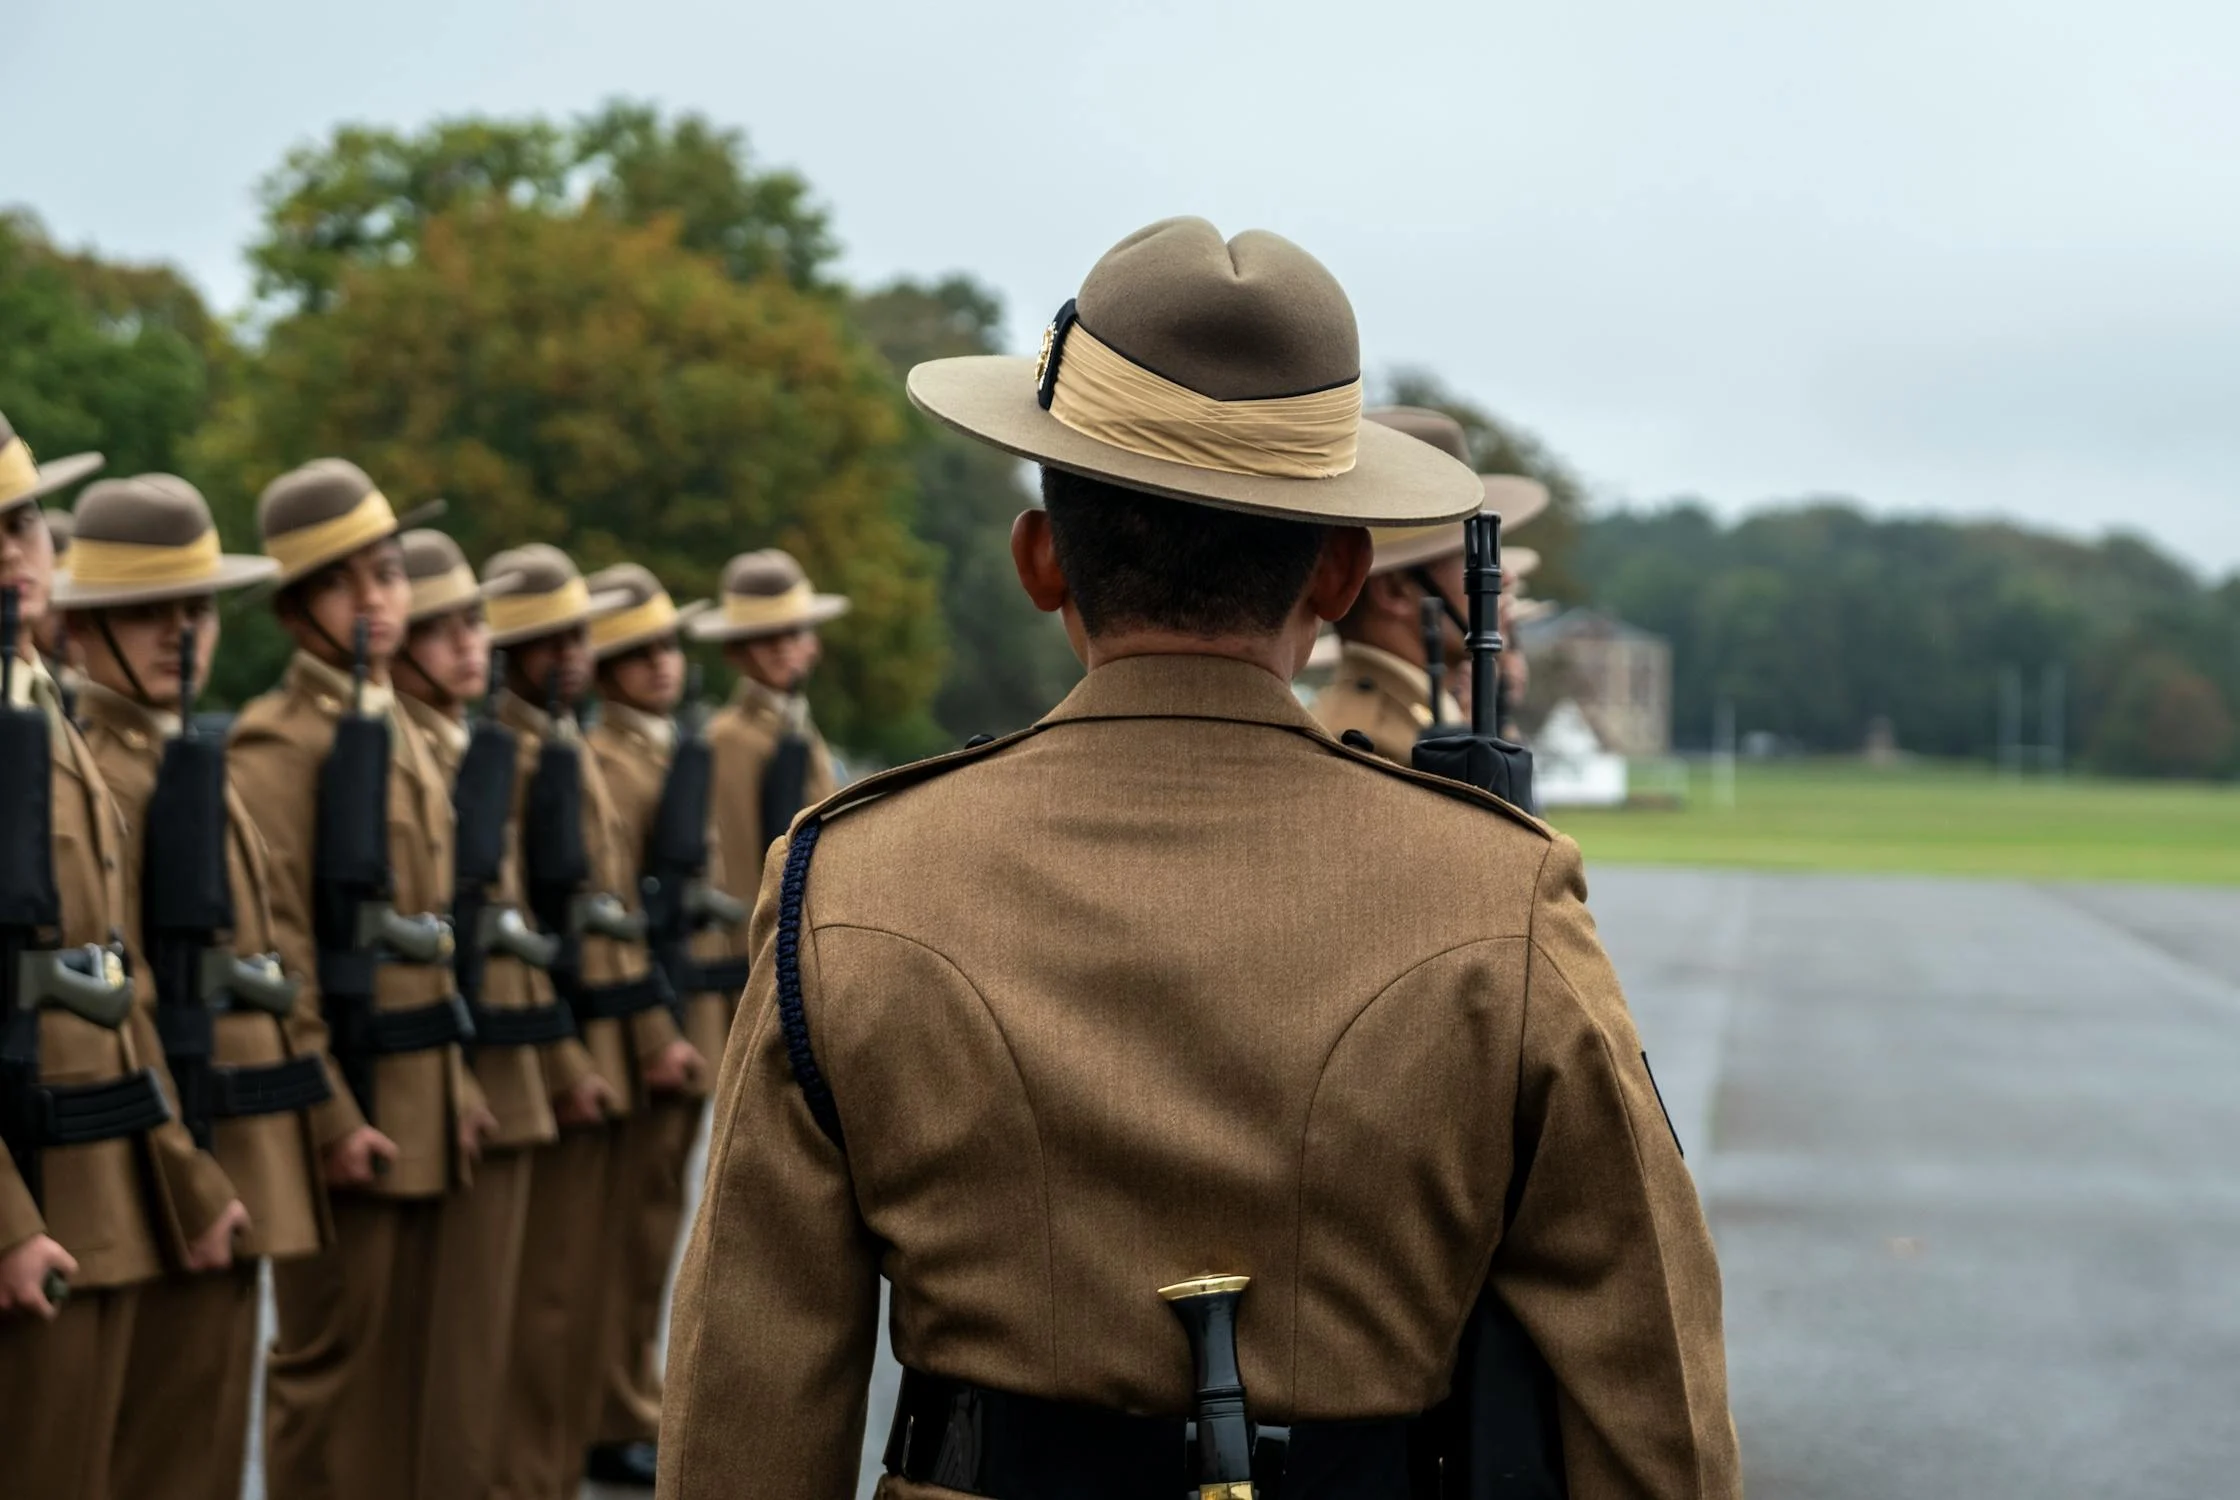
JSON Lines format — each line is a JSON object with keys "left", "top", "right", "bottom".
{"left": 1509, "top": 595, "right": 1557, "bottom": 626}
{"left": 585, "top": 563, "right": 712, "bottom": 660}
{"left": 481, "top": 543, "right": 632, "bottom": 649}
{"left": 1364, "top": 408, "right": 1553, "bottom": 575}
{"left": 907, "top": 218, "right": 1482, "bottom": 526}
{"left": 257, "top": 458, "right": 443, "bottom": 586}
{"left": 0, "top": 411, "right": 102, "bottom": 515}
{"left": 402, "top": 529, "right": 519, "bottom": 625}
{"left": 685, "top": 550, "right": 849, "bottom": 644}
{"left": 52, "top": 475, "right": 277, "bottom": 608}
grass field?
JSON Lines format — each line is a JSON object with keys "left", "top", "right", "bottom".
{"left": 1545, "top": 759, "right": 2240, "bottom": 885}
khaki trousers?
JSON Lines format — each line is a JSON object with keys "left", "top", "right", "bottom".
{"left": 492, "top": 1124, "right": 618, "bottom": 1500}
{"left": 0, "top": 1283, "right": 138, "bottom": 1499}
{"left": 418, "top": 1146, "right": 536, "bottom": 1500}
{"left": 593, "top": 1094, "right": 701, "bottom": 1445}
{"left": 113, "top": 1262, "right": 261, "bottom": 1500}
{"left": 266, "top": 1193, "right": 447, "bottom": 1500}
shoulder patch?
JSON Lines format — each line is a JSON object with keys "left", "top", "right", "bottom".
{"left": 1305, "top": 725, "right": 1553, "bottom": 840}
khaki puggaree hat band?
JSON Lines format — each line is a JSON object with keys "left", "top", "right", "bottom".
{"left": 0, "top": 420, "right": 104, "bottom": 513}
{"left": 1040, "top": 314, "right": 1361, "bottom": 481}
{"left": 487, "top": 577, "right": 591, "bottom": 640}
{"left": 685, "top": 549, "right": 849, "bottom": 643}
{"left": 584, "top": 562, "right": 712, "bottom": 659}
{"left": 722, "top": 580, "right": 815, "bottom": 631}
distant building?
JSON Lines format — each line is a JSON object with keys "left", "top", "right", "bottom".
{"left": 1517, "top": 609, "right": 1673, "bottom": 757}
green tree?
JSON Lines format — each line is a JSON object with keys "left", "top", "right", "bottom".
{"left": 851, "top": 275, "right": 1080, "bottom": 737}
{"left": 200, "top": 205, "right": 944, "bottom": 755}
{"left": 2087, "top": 652, "right": 2236, "bottom": 778}
{"left": 0, "top": 210, "right": 228, "bottom": 478}
{"left": 249, "top": 101, "right": 833, "bottom": 316}
{"left": 1378, "top": 368, "right": 1587, "bottom": 600}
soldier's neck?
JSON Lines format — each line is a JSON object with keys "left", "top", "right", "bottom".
{"left": 1082, "top": 626, "right": 1315, "bottom": 684}
{"left": 1349, "top": 613, "right": 1428, "bottom": 670}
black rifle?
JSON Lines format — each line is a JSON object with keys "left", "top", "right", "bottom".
{"left": 0, "top": 586, "right": 161, "bottom": 1209}
{"left": 1407, "top": 515, "right": 1562, "bottom": 1498}
{"left": 643, "top": 668, "right": 750, "bottom": 1006}
{"left": 451, "top": 652, "right": 566, "bottom": 1050}
{"left": 759, "top": 683, "right": 814, "bottom": 851}
{"left": 146, "top": 625, "right": 326, "bottom": 1149}
{"left": 520, "top": 671, "right": 659, "bottom": 1031}
{"left": 312, "top": 619, "right": 463, "bottom": 1120}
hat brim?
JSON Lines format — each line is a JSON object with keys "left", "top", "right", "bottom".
{"left": 486, "top": 585, "right": 636, "bottom": 649}
{"left": 53, "top": 553, "right": 279, "bottom": 610}
{"left": 686, "top": 592, "right": 849, "bottom": 644}
{"left": 908, "top": 356, "right": 1482, "bottom": 526}
{"left": 8, "top": 451, "right": 106, "bottom": 511}
{"left": 405, "top": 568, "right": 523, "bottom": 625}
{"left": 594, "top": 599, "right": 716, "bottom": 660}
{"left": 1482, "top": 475, "right": 1549, "bottom": 533}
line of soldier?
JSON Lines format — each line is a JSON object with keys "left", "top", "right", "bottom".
{"left": 0, "top": 419, "right": 848, "bottom": 1500}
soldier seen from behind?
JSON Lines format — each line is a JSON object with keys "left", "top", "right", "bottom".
{"left": 658, "top": 218, "right": 1738, "bottom": 1500}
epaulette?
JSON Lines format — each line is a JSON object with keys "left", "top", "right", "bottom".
{"left": 774, "top": 723, "right": 1048, "bottom": 1150}
{"left": 1305, "top": 725, "right": 1554, "bottom": 841}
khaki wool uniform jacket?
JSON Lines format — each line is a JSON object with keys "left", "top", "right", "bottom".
{"left": 228, "top": 651, "right": 482, "bottom": 1198}
{"left": 397, "top": 691, "right": 559, "bottom": 1149}
{"left": 660, "top": 655, "right": 1738, "bottom": 1500}
{"left": 704, "top": 676, "right": 836, "bottom": 968}
{"left": 590, "top": 701, "right": 734, "bottom": 1070}
{"left": 80, "top": 682, "right": 329, "bottom": 1261}
{"left": 495, "top": 689, "right": 676, "bottom": 1103}
{"left": 0, "top": 665, "right": 237, "bottom": 1286}
{"left": 1310, "top": 639, "right": 1462, "bottom": 768}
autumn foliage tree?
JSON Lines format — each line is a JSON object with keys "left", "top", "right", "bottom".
{"left": 199, "top": 202, "right": 943, "bottom": 754}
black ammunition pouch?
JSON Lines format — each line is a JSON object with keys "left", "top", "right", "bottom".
{"left": 324, "top": 991, "right": 475, "bottom": 1119}
{"left": 652, "top": 941, "right": 750, "bottom": 1004}
{"left": 207, "top": 1055, "right": 332, "bottom": 1120}
{"left": 886, "top": 1368, "right": 1415, "bottom": 1499}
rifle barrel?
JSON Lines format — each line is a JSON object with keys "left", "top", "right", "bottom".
{"left": 1465, "top": 515, "right": 1506, "bottom": 738}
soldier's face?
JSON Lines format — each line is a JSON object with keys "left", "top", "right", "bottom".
{"left": 603, "top": 635, "right": 684, "bottom": 713}
{"left": 405, "top": 606, "right": 490, "bottom": 704}
{"left": 296, "top": 540, "right": 411, "bottom": 664}
{"left": 510, "top": 626, "right": 590, "bottom": 705}
{"left": 0, "top": 502, "right": 55, "bottom": 642}
{"left": 83, "top": 598, "right": 219, "bottom": 708}
{"left": 732, "top": 628, "right": 818, "bottom": 693}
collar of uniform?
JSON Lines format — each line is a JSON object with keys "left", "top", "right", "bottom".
{"left": 76, "top": 678, "right": 181, "bottom": 744}
{"left": 4, "top": 647, "right": 48, "bottom": 710}
{"left": 1339, "top": 640, "right": 1461, "bottom": 724}
{"left": 396, "top": 689, "right": 469, "bottom": 757}
{"left": 727, "top": 673, "right": 790, "bottom": 719}
{"left": 599, "top": 697, "right": 675, "bottom": 751}
{"left": 498, "top": 687, "right": 577, "bottom": 742}
{"left": 1040, "top": 653, "right": 1327, "bottom": 733}
{"left": 288, "top": 648, "right": 396, "bottom": 718}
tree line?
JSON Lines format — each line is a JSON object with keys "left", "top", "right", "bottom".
{"left": 5, "top": 100, "right": 2231, "bottom": 779}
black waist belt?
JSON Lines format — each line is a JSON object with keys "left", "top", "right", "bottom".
{"left": 685, "top": 955, "right": 751, "bottom": 997}
{"left": 570, "top": 974, "right": 669, "bottom": 1022}
{"left": 471, "top": 1001, "right": 575, "bottom": 1049}
{"left": 360, "top": 996, "right": 473, "bottom": 1054}
{"left": 885, "top": 1368, "right": 1414, "bottom": 1500}
{"left": 23, "top": 1068, "right": 174, "bottom": 1147}
{"left": 209, "top": 1055, "right": 332, "bottom": 1119}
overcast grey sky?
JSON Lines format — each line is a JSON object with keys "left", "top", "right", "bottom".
{"left": 12, "top": 1, "right": 2238, "bottom": 572}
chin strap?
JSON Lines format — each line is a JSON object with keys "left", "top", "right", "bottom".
{"left": 93, "top": 613, "right": 163, "bottom": 711}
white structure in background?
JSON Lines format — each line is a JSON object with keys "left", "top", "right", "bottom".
{"left": 1534, "top": 699, "right": 1628, "bottom": 807}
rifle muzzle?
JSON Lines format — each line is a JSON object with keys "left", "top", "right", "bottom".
{"left": 18, "top": 945, "right": 136, "bottom": 1030}
{"left": 206, "top": 950, "right": 301, "bottom": 1017}
{"left": 684, "top": 880, "right": 748, "bottom": 930}
{"left": 570, "top": 892, "right": 647, "bottom": 944}
{"left": 480, "top": 905, "right": 561, "bottom": 970}
{"left": 358, "top": 904, "right": 456, "bottom": 965}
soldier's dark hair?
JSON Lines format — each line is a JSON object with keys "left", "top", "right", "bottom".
{"left": 1040, "top": 467, "right": 1330, "bottom": 638}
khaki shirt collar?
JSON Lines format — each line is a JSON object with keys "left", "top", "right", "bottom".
{"left": 77, "top": 679, "right": 181, "bottom": 744}
{"left": 599, "top": 697, "right": 675, "bottom": 752}
{"left": 289, "top": 648, "right": 395, "bottom": 718}
{"left": 498, "top": 687, "right": 575, "bottom": 742}
{"left": 1338, "top": 640, "right": 1461, "bottom": 726}
{"left": 1040, "top": 653, "right": 1327, "bottom": 734}
{"left": 396, "top": 689, "right": 469, "bottom": 757}
{"left": 727, "top": 674, "right": 788, "bottom": 718}
{"left": 7, "top": 647, "right": 68, "bottom": 746}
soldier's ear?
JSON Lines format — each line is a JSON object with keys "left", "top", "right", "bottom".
{"left": 1010, "top": 508, "right": 1070, "bottom": 616}
{"left": 1306, "top": 526, "right": 1373, "bottom": 624}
